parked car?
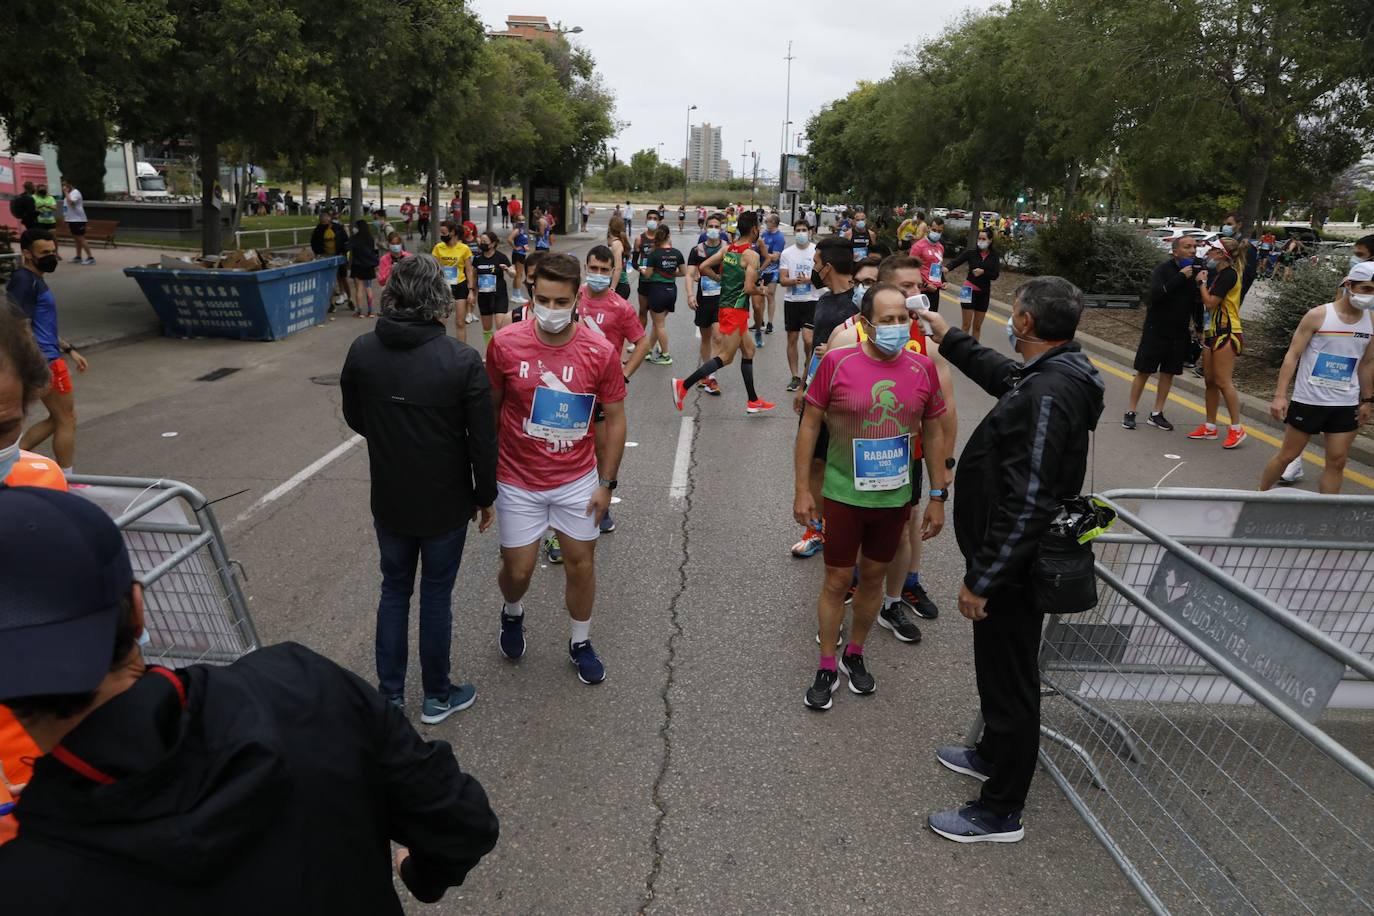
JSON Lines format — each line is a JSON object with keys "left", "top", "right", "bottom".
{"left": 931, "top": 207, "right": 950, "bottom": 218}
{"left": 1279, "top": 225, "right": 1321, "bottom": 247}
{"left": 1146, "top": 227, "right": 1217, "bottom": 252}
{"left": 947, "top": 208, "right": 969, "bottom": 219}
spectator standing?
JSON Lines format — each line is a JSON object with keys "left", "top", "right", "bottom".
{"left": 944, "top": 227, "right": 1001, "bottom": 340}
{"left": 449, "top": 193, "right": 462, "bottom": 224}
{"left": 1188, "top": 237, "right": 1247, "bottom": 449}
{"left": 377, "top": 231, "right": 411, "bottom": 286}
{"left": 918, "top": 278, "right": 1103, "bottom": 843}
{"left": 1124, "top": 236, "right": 1202, "bottom": 431}
{"left": 60, "top": 179, "right": 93, "bottom": 265}
{"left": 341, "top": 254, "right": 498, "bottom": 721}
{"left": 349, "top": 219, "right": 381, "bottom": 318}
{"left": 0, "top": 485, "right": 499, "bottom": 912}
{"left": 310, "top": 208, "right": 351, "bottom": 312}
{"left": 31, "top": 184, "right": 58, "bottom": 238}
{"left": 7, "top": 230, "right": 87, "bottom": 474}
{"left": 623, "top": 200, "right": 635, "bottom": 236}
{"left": 400, "top": 197, "right": 416, "bottom": 238}
{"left": 498, "top": 195, "right": 509, "bottom": 228}
{"left": 1221, "top": 211, "right": 1259, "bottom": 301}
{"left": 507, "top": 195, "right": 522, "bottom": 227}
{"left": 417, "top": 196, "right": 432, "bottom": 242}
{"left": 9, "top": 182, "right": 37, "bottom": 231}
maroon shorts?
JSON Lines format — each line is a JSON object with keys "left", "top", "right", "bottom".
{"left": 821, "top": 498, "right": 910, "bottom": 568}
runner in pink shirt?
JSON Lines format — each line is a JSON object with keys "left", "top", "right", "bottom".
{"left": 485, "top": 253, "right": 627, "bottom": 685}
{"left": 910, "top": 217, "right": 947, "bottom": 306}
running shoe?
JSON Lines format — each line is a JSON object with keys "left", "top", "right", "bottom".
{"left": 1147, "top": 412, "right": 1174, "bottom": 431}
{"left": 1223, "top": 427, "right": 1247, "bottom": 449}
{"left": 465, "top": 312, "right": 478, "bottom": 324}
{"left": 385, "top": 694, "right": 406, "bottom": 713}
{"left": 419, "top": 683, "right": 477, "bottom": 724}
{"left": 647, "top": 352, "right": 673, "bottom": 366}
{"left": 936, "top": 746, "right": 993, "bottom": 782}
{"left": 671, "top": 378, "right": 688, "bottom": 411}
{"left": 745, "top": 398, "right": 776, "bottom": 414}
{"left": 838, "top": 651, "right": 876, "bottom": 694}
{"left": 766, "top": 322, "right": 774, "bottom": 334}
{"left": 1121, "top": 411, "right": 1136, "bottom": 430}
{"left": 902, "top": 581, "right": 940, "bottom": 620}
{"left": 1279, "top": 456, "right": 1305, "bottom": 484}
{"left": 878, "top": 601, "right": 923, "bottom": 643}
{"left": 1186, "top": 424, "right": 1218, "bottom": 440}
{"left": 753, "top": 328, "right": 764, "bottom": 348}
{"left": 599, "top": 508, "right": 616, "bottom": 533}
{"left": 569, "top": 639, "right": 606, "bottom": 685}
{"left": 815, "top": 630, "right": 845, "bottom": 647}
{"left": 791, "top": 526, "right": 824, "bottom": 558}
{"left": 928, "top": 802, "right": 1024, "bottom": 844}
{"left": 804, "top": 668, "right": 840, "bottom": 710}
{"left": 843, "top": 577, "right": 857, "bottom": 605}
{"left": 786, "top": 376, "right": 802, "bottom": 392}
{"left": 499, "top": 610, "right": 526, "bottom": 660}
{"left": 545, "top": 534, "right": 563, "bottom": 564}
{"left": 702, "top": 378, "right": 721, "bottom": 397}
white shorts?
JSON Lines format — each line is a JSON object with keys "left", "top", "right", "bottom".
{"left": 496, "top": 468, "right": 601, "bottom": 549}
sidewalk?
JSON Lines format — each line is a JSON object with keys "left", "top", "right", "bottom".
{"left": 43, "top": 246, "right": 190, "bottom": 350}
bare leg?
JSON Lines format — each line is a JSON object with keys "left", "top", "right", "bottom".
{"left": 556, "top": 533, "right": 597, "bottom": 622}
{"left": 1318, "top": 431, "right": 1356, "bottom": 494}
{"left": 1212, "top": 345, "right": 1241, "bottom": 426}
{"left": 850, "top": 555, "right": 889, "bottom": 647}
{"left": 817, "top": 565, "right": 850, "bottom": 655}
{"left": 970, "top": 311, "right": 986, "bottom": 341}
{"left": 498, "top": 542, "right": 540, "bottom": 603}
{"left": 1127, "top": 372, "right": 1151, "bottom": 413}
{"left": 786, "top": 330, "right": 801, "bottom": 377}
{"left": 651, "top": 310, "right": 670, "bottom": 356}
{"left": 1259, "top": 426, "right": 1311, "bottom": 491}
{"left": 20, "top": 387, "right": 76, "bottom": 469}
{"left": 1153, "top": 373, "right": 1175, "bottom": 414}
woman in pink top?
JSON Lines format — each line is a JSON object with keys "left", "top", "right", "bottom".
{"left": 377, "top": 232, "right": 411, "bottom": 286}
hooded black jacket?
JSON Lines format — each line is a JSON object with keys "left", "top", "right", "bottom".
{"left": 0, "top": 643, "right": 499, "bottom": 914}
{"left": 939, "top": 329, "right": 1105, "bottom": 597}
{"left": 341, "top": 315, "right": 498, "bottom": 536}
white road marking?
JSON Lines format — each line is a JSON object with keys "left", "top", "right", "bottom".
{"left": 669, "top": 417, "right": 695, "bottom": 503}
{"left": 231, "top": 434, "right": 363, "bottom": 528}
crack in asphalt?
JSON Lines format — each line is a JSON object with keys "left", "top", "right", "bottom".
{"left": 638, "top": 402, "right": 700, "bottom": 915}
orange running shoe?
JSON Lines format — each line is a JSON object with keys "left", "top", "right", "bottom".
{"left": 1222, "top": 427, "right": 1247, "bottom": 449}
{"left": 671, "top": 378, "right": 687, "bottom": 411}
{"left": 746, "top": 398, "right": 776, "bottom": 414}
{"left": 1186, "top": 423, "right": 1218, "bottom": 440}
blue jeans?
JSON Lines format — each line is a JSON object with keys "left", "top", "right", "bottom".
{"left": 374, "top": 521, "right": 468, "bottom": 700}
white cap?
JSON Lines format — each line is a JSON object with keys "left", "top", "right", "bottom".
{"left": 1345, "top": 261, "right": 1374, "bottom": 284}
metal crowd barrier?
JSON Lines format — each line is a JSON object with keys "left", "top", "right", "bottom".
{"left": 978, "top": 488, "right": 1374, "bottom": 916}
{"left": 70, "top": 476, "right": 259, "bottom": 669}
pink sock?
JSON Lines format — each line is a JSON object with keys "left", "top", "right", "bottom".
{"left": 818, "top": 655, "right": 837, "bottom": 672}
{"left": 845, "top": 643, "right": 864, "bottom": 657}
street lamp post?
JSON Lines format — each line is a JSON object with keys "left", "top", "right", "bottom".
{"left": 682, "top": 103, "right": 696, "bottom": 207}
{"left": 741, "top": 140, "right": 751, "bottom": 187}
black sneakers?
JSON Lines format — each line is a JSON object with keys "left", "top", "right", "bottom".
{"left": 878, "top": 601, "right": 923, "bottom": 642}
{"left": 838, "top": 651, "right": 875, "bottom": 694}
{"left": 902, "top": 582, "right": 939, "bottom": 620}
{"left": 1122, "top": 411, "right": 1137, "bottom": 430}
{"left": 1147, "top": 412, "right": 1174, "bottom": 431}
{"left": 804, "top": 668, "right": 840, "bottom": 710}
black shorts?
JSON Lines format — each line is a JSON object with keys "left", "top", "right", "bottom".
{"left": 1133, "top": 332, "right": 1188, "bottom": 376}
{"left": 1286, "top": 401, "right": 1358, "bottom": 435}
{"left": 512, "top": 251, "right": 527, "bottom": 265}
{"left": 67, "top": 221, "right": 87, "bottom": 236}
{"left": 450, "top": 281, "right": 469, "bottom": 301}
{"left": 615, "top": 280, "right": 632, "bottom": 300}
{"left": 959, "top": 287, "right": 991, "bottom": 313}
{"left": 477, "top": 294, "right": 508, "bottom": 316}
{"left": 784, "top": 299, "right": 816, "bottom": 333}
{"left": 350, "top": 264, "right": 376, "bottom": 281}
{"left": 646, "top": 282, "right": 677, "bottom": 314}
{"left": 694, "top": 296, "right": 719, "bottom": 329}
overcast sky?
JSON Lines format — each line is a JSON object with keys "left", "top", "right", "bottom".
{"left": 465, "top": 1, "right": 1001, "bottom": 178}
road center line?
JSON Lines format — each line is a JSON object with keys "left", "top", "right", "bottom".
{"left": 669, "top": 417, "right": 695, "bottom": 502}
{"left": 230, "top": 434, "right": 364, "bottom": 528}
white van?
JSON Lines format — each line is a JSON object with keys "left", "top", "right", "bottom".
{"left": 135, "top": 161, "right": 169, "bottom": 199}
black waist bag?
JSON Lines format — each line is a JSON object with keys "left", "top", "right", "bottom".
{"left": 1031, "top": 497, "right": 1116, "bottom": 614}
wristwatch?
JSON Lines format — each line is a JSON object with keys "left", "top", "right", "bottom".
{"left": 599, "top": 477, "right": 618, "bottom": 491}
{"left": 928, "top": 488, "right": 948, "bottom": 502}
{"left": 1362, "top": 396, "right": 1374, "bottom": 405}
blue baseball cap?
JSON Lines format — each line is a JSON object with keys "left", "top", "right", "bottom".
{"left": 0, "top": 486, "right": 134, "bottom": 702}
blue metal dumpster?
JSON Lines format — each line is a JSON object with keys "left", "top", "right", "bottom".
{"left": 123, "top": 256, "right": 345, "bottom": 341}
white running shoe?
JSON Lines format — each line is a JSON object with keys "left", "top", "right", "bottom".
{"left": 1279, "top": 456, "right": 1304, "bottom": 484}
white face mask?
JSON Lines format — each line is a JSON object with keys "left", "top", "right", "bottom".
{"left": 977, "top": 240, "right": 990, "bottom": 250}
{"left": 533, "top": 303, "right": 573, "bottom": 333}
{"left": 1349, "top": 291, "right": 1374, "bottom": 310}
{"left": 0, "top": 438, "right": 19, "bottom": 480}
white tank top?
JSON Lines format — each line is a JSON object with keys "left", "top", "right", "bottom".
{"left": 1292, "top": 302, "right": 1372, "bottom": 407}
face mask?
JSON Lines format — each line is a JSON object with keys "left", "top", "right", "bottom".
{"left": 647, "top": 220, "right": 659, "bottom": 231}
{"left": 1349, "top": 291, "right": 1374, "bottom": 310}
{"left": 706, "top": 228, "right": 720, "bottom": 241}
{"left": 977, "top": 240, "right": 990, "bottom": 250}
{"left": 533, "top": 303, "right": 573, "bottom": 333}
{"left": 389, "top": 244, "right": 403, "bottom": 255}
{"left": 440, "top": 234, "right": 451, "bottom": 243}
{"left": 812, "top": 268, "right": 825, "bottom": 288}
{"left": 1177, "top": 256, "right": 1193, "bottom": 268}
{"left": 856, "top": 220, "right": 866, "bottom": 230}
{"left": 1205, "top": 258, "right": 1219, "bottom": 271}
{"left": 852, "top": 282, "right": 871, "bottom": 306}
{"left": 0, "top": 439, "right": 19, "bottom": 480}
{"left": 928, "top": 231, "right": 942, "bottom": 243}
{"left": 586, "top": 273, "right": 612, "bottom": 292}
{"left": 36, "top": 254, "right": 58, "bottom": 273}
{"left": 1006, "top": 315, "right": 1021, "bottom": 349}
{"left": 870, "top": 321, "right": 909, "bottom": 355}
{"left": 1353, "top": 256, "right": 1366, "bottom": 271}
{"left": 1221, "top": 225, "right": 1235, "bottom": 237}
{"left": 795, "top": 232, "right": 809, "bottom": 246}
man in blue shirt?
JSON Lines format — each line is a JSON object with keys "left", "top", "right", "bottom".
{"left": 5, "top": 230, "right": 87, "bottom": 473}
{"left": 757, "top": 213, "right": 786, "bottom": 345}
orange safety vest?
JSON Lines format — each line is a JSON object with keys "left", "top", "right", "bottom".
{"left": 0, "top": 452, "right": 68, "bottom": 844}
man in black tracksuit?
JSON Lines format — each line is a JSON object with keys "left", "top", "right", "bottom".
{"left": 1124, "top": 237, "right": 1204, "bottom": 430}
{"left": 919, "top": 276, "right": 1104, "bottom": 844}
{"left": 0, "top": 486, "right": 499, "bottom": 913}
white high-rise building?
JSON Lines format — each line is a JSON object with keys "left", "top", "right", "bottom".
{"left": 685, "top": 123, "right": 731, "bottom": 183}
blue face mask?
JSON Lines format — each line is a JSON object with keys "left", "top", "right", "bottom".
{"left": 852, "top": 282, "right": 871, "bottom": 306}
{"left": 1221, "top": 225, "right": 1235, "bottom": 237}
{"left": 0, "top": 439, "right": 18, "bottom": 481}
{"left": 586, "top": 273, "right": 611, "bottom": 292}
{"left": 1006, "top": 316, "right": 1018, "bottom": 348}
{"left": 706, "top": 227, "right": 720, "bottom": 241}
{"left": 856, "top": 220, "right": 866, "bottom": 230}
{"left": 1205, "top": 258, "right": 1220, "bottom": 271}
{"left": 389, "top": 244, "right": 403, "bottom": 255}
{"left": 1354, "top": 256, "right": 1366, "bottom": 271}
{"left": 1177, "top": 257, "right": 1193, "bottom": 268}
{"left": 928, "top": 231, "right": 942, "bottom": 243}
{"left": 870, "top": 321, "right": 909, "bottom": 355}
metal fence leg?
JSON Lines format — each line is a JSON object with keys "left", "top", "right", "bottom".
{"left": 1043, "top": 672, "right": 1144, "bottom": 764}
{"left": 1041, "top": 724, "right": 1110, "bottom": 791}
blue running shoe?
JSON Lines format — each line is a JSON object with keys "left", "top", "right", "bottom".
{"left": 500, "top": 610, "right": 526, "bottom": 660}
{"left": 385, "top": 694, "right": 405, "bottom": 714}
{"left": 420, "top": 683, "right": 476, "bottom": 724}
{"left": 599, "top": 508, "right": 616, "bottom": 533}
{"left": 569, "top": 639, "right": 606, "bottom": 685}
{"left": 928, "top": 802, "right": 1024, "bottom": 844}
{"left": 936, "top": 746, "right": 992, "bottom": 782}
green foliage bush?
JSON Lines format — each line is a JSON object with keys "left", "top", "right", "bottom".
{"left": 1021, "top": 218, "right": 1159, "bottom": 298}
{"left": 1250, "top": 262, "right": 1345, "bottom": 366}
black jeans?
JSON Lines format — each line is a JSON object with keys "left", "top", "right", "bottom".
{"left": 973, "top": 597, "right": 1046, "bottom": 816}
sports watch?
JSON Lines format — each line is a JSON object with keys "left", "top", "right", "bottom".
{"left": 928, "top": 488, "right": 948, "bottom": 502}
{"left": 599, "top": 478, "right": 618, "bottom": 491}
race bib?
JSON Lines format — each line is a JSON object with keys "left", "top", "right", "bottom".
{"left": 793, "top": 281, "right": 812, "bottom": 296}
{"left": 700, "top": 276, "right": 721, "bottom": 295}
{"left": 929, "top": 262, "right": 943, "bottom": 283}
{"left": 853, "top": 246, "right": 868, "bottom": 261}
{"left": 441, "top": 265, "right": 458, "bottom": 284}
{"left": 478, "top": 273, "right": 497, "bottom": 293}
{"left": 1310, "top": 352, "right": 1357, "bottom": 390}
{"left": 959, "top": 283, "right": 974, "bottom": 303}
{"left": 853, "top": 434, "right": 911, "bottom": 491}
{"left": 527, "top": 387, "right": 595, "bottom": 441}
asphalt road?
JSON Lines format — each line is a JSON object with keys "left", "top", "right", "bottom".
{"left": 39, "top": 216, "right": 1374, "bottom": 915}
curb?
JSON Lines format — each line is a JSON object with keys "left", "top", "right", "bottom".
{"left": 982, "top": 297, "right": 1374, "bottom": 469}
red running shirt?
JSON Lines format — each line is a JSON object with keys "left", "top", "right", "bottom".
{"left": 577, "top": 286, "right": 646, "bottom": 353}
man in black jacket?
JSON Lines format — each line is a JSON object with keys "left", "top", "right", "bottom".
{"left": 341, "top": 253, "right": 498, "bottom": 724}
{"left": 311, "top": 208, "right": 351, "bottom": 312}
{"left": 1124, "top": 236, "right": 1204, "bottom": 431}
{"left": 916, "top": 277, "right": 1104, "bottom": 844}
{"left": 0, "top": 485, "right": 498, "bottom": 913}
